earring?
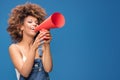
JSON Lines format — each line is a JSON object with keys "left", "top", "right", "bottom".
{"left": 19, "top": 30, "right": 23, "bottom": 37}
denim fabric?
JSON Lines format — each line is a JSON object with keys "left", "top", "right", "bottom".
{"left": 19, "top": 59, "right": 50, "bottom": 80}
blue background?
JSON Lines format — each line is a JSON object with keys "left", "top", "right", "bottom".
{"left": 0, "top": 0, "right": 120, "bottom": 80}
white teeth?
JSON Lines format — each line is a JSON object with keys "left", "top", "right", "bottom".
{"left": 31, "top": 27, "right": 34, "bottom": 30}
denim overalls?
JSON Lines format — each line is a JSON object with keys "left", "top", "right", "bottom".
{"left": 19, "top": 59, "right": 50, "bottom": 80}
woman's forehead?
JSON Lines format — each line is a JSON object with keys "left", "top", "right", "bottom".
{"left": 24, "top": 16, "right": 38, "bottom": 21}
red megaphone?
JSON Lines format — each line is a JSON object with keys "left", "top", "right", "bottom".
{"left": 34, "top": 12, "right": 65, "bottom": 32}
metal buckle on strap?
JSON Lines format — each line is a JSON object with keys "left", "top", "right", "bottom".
{"left": 34, "top": 64, "right": 39, "bottom": 67}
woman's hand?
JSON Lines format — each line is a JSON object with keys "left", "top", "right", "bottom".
{"left": 40, "top": 29, "right": 52, "bottom": 44}
{"left": 32, "top": 29, "right": 52, "bottom": 50}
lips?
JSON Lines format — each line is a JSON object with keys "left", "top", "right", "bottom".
{"left": 31, "top": 27, "right": 35, "bottom": 30}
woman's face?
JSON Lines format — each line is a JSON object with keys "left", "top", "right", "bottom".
{"left": 22, "top": 16, "right": 38, "bottom": 37}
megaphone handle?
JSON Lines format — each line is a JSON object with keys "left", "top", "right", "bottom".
{"left": 38, "top": 40, "right": 44, "bottom": 57}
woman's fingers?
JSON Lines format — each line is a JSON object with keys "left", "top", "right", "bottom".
{"left": 34, "top": 29, "right": 52, "bottom": 47}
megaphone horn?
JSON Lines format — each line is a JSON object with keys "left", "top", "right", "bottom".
{"left": 34, "top": 12, "right": 65, "bottom": 32}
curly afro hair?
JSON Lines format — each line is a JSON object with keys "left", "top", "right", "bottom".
{"left": 7, "top": 3, "right": 46, "bottom": 43}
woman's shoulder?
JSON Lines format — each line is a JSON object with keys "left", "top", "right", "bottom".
{"left": 8, "top": 43, "right": 20, "bottom": 52}
{"left": 8, "top": 43, "right": 22, "bottom": 58}
{"left": 9, "top": 43, "right": 17, "bottom": 49}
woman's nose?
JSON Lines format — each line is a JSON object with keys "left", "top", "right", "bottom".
{"left": 33, "top": 22, "right": 38, "bottom": 27}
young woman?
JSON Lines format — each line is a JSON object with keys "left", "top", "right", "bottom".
{"left": 7, "top": 3, "right": 53, "bottom": 80}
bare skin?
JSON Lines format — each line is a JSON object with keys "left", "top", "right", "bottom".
{"left": 8, "top": 16, "right": 53, "bottom": 77}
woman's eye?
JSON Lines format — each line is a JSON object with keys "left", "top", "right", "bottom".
{"left": 28, "top": 21, "right": 32, "bottom": 23}
{"left": 27, "top": 20, "right": 38, "bottom": 25}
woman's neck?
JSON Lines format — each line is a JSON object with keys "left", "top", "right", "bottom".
{"left": 19, "top": 36, "right": 34, "bottom": 48}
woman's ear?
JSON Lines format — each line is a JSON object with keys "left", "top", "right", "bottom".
{"left": 20, "top": 25, "right": 24, "bottom": 31}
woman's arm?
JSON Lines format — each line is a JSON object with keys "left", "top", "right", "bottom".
{"left": 9, "top": 44, "right": 36, "bottom": 77}
{"left": 9, "top": 32, "right": 46, "bottom": 77}
{"left": 40, "top": 29, "right": 53, "bottom": 72}
{"left": 42, "top": 43, "right": 53, "bottom": 72}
